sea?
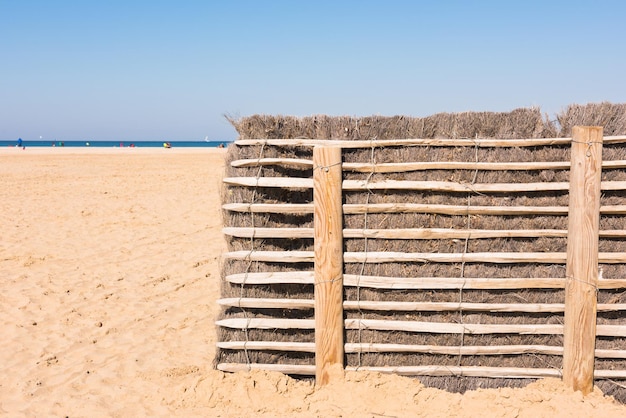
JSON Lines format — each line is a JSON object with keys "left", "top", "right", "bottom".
{"left": 0, "top": 140, "right": 231, "bottom": 148}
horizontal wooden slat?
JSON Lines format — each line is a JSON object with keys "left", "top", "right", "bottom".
{"left": 216, "top": 317, "right": 626, "bottom": 337}
{"left": 346, "top": 160, "right": 626, "bottom": 173}
{"left": 224, "top": 250, "right": 626, "bottom": 264}
{"left": 219, "top": 297, "right": 312, "bottom": 309}
{"left": 224, "top": 226, "right": 626, "bottom": 240}
{"left": 216, "top": 341, "right": 626, "bottom": 359}
{"left": 231, "top": 158, "right": 626, "bottom": 172}
{"left": 224, "top": 176, "right": 626, "bottom": 193}
{"left": 233, "top": 135, "right": 626, "bottom": 148}
{"left": 231, "top": 157, "right": 313, "bottom": 169}
{"left": 223, "top": 272, "right": 626, "bottom": 290}
{"left": 217, "top": 362, "right": 626, "bottom": 379}
{"left": 223, "top": 202, "right": 626, "bottom": 216}
{"left": 223, "top": 177, "right": 313, "bottom": 189}
{"left": 223, "top": 227, "right": 573, "bottom": 239}
{"left": 218, "top": 297, "right": 626, "bottom": 313}
{"left": 217, "top": 362, "right": 315, "bottom": 375}
{"left": 223, "top": 203, "right": 313, "bottom": 214}
{"left": 216, "top": 363, "right": 563, "bottom": 378}
{"left": 217, "top": 341, "right": 316, "bottom": 352}
{"left": 224, "top": 177, "right": 569, "bottom": 192}
{"left": 346, "top": 344, "right": 626, "bottom": 359}
{"left": 348, "top": 366, "right": 626, "bottom": 379}
{"left": 234, "top": 137, "right": 575, "bottom": 148}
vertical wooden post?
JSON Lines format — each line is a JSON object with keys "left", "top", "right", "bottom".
{"left": 563, "top": 126, "right": 603, "bottom": 394}
{"left": 313, "top": 145, "right": 344, "bottom": 386}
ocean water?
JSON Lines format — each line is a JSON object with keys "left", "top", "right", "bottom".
{"left": 0, "top": 140, "right": 231, "bottom": 148}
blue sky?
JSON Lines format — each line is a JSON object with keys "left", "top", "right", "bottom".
{"left": 1, "top": 1, "right": 625, "bottom": 141}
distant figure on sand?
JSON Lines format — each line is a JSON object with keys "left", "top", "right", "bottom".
{"left": 163, "top": 142, "right": 172, "bottom": 149}
{"left": 17, "top": 138, "right": 23, "bottom": 147}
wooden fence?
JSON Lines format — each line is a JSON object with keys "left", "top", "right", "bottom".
{"left": 218, "top": 126, "right": 626, "bottom": 394}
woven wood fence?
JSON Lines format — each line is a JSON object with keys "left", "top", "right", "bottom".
{"left": 217, "top": 126, "right": 626, "bottom": 394}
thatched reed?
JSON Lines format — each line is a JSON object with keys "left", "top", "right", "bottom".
{"left": 218, "top": 104, "right": 626, "bottom": 402}
{"left": 227, "top": 107, "right": 556, "bottom": 140}
{"left": 558, "top": 102, "right": 626, "bottom": 136}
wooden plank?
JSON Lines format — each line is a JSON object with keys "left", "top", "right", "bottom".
{"left": 216, "top": 317, "right": 626, "bottom": 337}
{"left": 231, "top": 157, "right": 313, "bottom": 169}
{"left": 224, "top": 176, "right": 571, "bottom": 192}
{"left": 232, "top": 135, "right": 626, "bottom": 148}
{"left": 216, "top": 317, "right": 315, "bottom": 330}
{"left": 231, "top": 157, "right": 626, "bottom": 172}
{"left": 346, "top": 343, "right": 560, "bottom": 356}
{"left": 223, "top": 227, "right": 313, "bottom": 239}
{"left": 217, "top": 362, "right": 316, "bottom": 375}
{"left": 216, "top": 362, "right": 626, "bottom": 379}
{"left": 223, "top": 176, "right": 313, "bottom": 189}
{"left": 232, "top": 158, "right": 577, "bottom": 171}
{"left": 346, "top": 161, "right": 570, "bottom": 172}
{"left": 348, "top": 366, "right": 626, "bottom": 380}
{"left": 224, "top": 250, "right": 626, "bottom": 264}
{"left": 223, "top": 202, "right": 626, "bottom": 216}
{"left": 235, "top": 138, "right": 575, "bottom": 148}
{"left": 224, "top": 227, "right": 571, "bottom": 239}
{"left": 346, "top": 160, "right": 626, "bottom": 173}
{"left": 222, "top": 203, "right": 314, "bottom": 214}
{"left": 218, "top": 297, "right": 626, "bottom": 313}
{"left": 563, "top": 126, "right": 603, "bottom": 395}
{"left": 224, "top": 176, "right": 626, "bottom": 193}
{"left": 223, "top": 272, "right": 626, "bottom": 290}
{"left": 216, "top": 341, "right": 626, "bottom": 359}
{"left": 346, "top": 365, "right": 562, "bottom": 378}
{"left": 224, "top": 226, "right": 626, "bottom": 239}
{"left": 313, "top": 145, "right": 344, "bottom": 386}
{"left": 217, "top": 341, "right": 315, "bottom": 352}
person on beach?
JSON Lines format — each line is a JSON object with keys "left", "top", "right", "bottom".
{"left": 17, "top": 138, "right": 23, "bottom": 147}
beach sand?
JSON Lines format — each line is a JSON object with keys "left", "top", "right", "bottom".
{"left": 1, "top": 146, "right": 625, "bottom": 417}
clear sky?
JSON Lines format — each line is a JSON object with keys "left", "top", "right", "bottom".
{"left": 1, "top": 1, "right": 625, "bottom": 141}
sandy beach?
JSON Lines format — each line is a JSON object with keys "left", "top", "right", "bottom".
{"left": 1, "top": 146, "right": 625, "bottom": 417}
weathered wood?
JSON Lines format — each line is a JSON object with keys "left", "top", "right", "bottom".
{"left": 217, "top": 362, "right": 316, "bottom": 375}
{"left": 223, "top": 202, "right": 314, "bottom": 214}
{"left": 231, "top": 157, "right": 626, "bottom": 172}
{"left": 225, "top": 226, "right": 626, "bottom": 239}
{"left": 231, "top": 157, "right": 313, "bottom": 168}
{"left": 233, "top": 135, "right": 626, "bottom": 148}
{"left": 216, "top": 341, "right": 626, "bottom": 359}
{"left": 345, "top": 344, "right": 626, "bottom": 359}
{"left": 217, "top": 341, "right": 315, "bottom": 352}
{"left": 346, "top": 159, "right": 626, "bottom": 172}
{"left": 313, "top": 145, "right": 344, "bottom": 386}
{"left": 224, "top": 271, "right": 626, "bottom": 290}
{"left": 223, "top": 202, "right": 626, "bottom": 216}
{"left": 218, "top": 297, "right": 626, "bottom": 313}
{"left": 224, "top": 176, "right": 572, "bottom": 192}
{"left": 347, "top": 366, "right": 626, "bottom": 379}
{"left": 224, "top": 176, "right": 626, "bottom": 193}
{"left": 216, "top": 317, "right": 626, "bottom": 337}
{"left": 223, "top": 227, "right": 570, "bottom": 239}
{"left": 563, "top": 126, "right": 603, "bottom": 395}
{"left": 224, "top": 250, "right": 626, "bottom": 264}
{"left": 217, "top": 362, "right": 626, "bottom": 379}
{"left": 234, "top": 137, "right": 576, "bottom": 147}
{"left": 223, "top": 176, "right": 313, "bottom": 189}
{"left": 223, "top": 226, "right": 626, "bottom": 240}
